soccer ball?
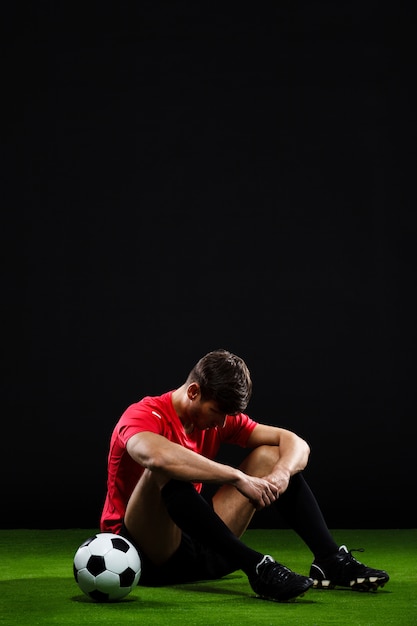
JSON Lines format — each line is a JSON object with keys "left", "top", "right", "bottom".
{"left": 73, "top": 532, "right": 142, "bottom": 602}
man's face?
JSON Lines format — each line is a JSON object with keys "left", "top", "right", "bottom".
{"left": 189, "top": 398, "right": 228, "bottom": 431}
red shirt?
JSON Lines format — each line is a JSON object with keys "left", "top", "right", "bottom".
{"left": 100, "top": 390, "right": 258, "bottom": 534}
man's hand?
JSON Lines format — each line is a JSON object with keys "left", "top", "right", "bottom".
{"left": 263, "top": 468, "right": 291, "bottom": 496}
{"left": 234, "top": 473, "right": 280, "bottom": 510}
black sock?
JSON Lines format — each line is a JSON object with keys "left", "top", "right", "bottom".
{"left": 274, "top": 473, "right": 339, "bottom": 561}
{"left": 161, "top": 479, "right": 263, "bottom": 575}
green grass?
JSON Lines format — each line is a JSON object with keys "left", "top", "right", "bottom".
{"left": 0, "top": 529, "right": 416, "bottom": 625}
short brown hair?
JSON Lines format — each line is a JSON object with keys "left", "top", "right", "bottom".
{"left": 186, "top": 349, "right": 252, "bottom": 414}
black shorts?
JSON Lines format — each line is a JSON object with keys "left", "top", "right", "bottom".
{"left": 120, "top": 523, "right": 235, "bottom": 586}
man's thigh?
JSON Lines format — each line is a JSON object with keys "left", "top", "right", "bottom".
{"left": 124, "top": 468, "right": 182, "bottom": 565}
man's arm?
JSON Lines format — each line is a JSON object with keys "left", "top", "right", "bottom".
{"left": 126, "top": 431, "right": 279, "bottom": 509}
{"left": 246, "top": 423, "right": 311, "bottom": 494}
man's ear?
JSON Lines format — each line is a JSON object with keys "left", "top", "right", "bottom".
{"left": 187, "top": 382, "right": 200, "bottom": 400}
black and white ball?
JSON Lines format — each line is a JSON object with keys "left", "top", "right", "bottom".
{"left": 73, "top": 532, "right": 141, "bottom": 602}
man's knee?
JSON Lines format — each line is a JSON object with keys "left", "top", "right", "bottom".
{"left": 140, "top": 466, "right": 171, "bottom": 490}
{"left": 240, "top": 445, "right": 280, "bottom": 476}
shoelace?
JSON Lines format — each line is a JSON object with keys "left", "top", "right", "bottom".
{"left": 347, "top": 548, "right": 364, "bottom": 559}
{"left": 341, "top": 547, "right": 366, "bottom": 568}
{"left": 262, "top": 563, "right": 293, "bottom": 584}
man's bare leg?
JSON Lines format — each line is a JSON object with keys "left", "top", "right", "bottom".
{"left": 213, "top": 445, "right": 280, "bottom": 537}
{"left": 124, "top": 468, "right": 181, "bottom": 565}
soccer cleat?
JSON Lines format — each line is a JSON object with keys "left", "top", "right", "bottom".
{"left": 310, "top": 545, "right": 390, "bottom": 592}
{"left": 249, "top": 555, "right": 314, "bottom": 602}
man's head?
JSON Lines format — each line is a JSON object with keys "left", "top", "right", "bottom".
{"left": 185, "top": 349, "right": 252, "bottom": 416}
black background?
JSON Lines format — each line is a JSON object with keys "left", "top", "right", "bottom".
{"left": 3, "top": 2, "right": 416, "bottom": 530}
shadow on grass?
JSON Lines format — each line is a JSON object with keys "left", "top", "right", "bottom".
{"left": 171, "top": 579, "right": 316, "bottom": 604}
{"left": 71, "top": 593, "right": 139, "bottom": 604}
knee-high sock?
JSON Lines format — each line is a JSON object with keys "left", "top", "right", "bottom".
{"left": 274, "top": 473, "right": 339, "bottom": 560}
{"left": 161, "top": 479, "right": 262, "bottom": 575}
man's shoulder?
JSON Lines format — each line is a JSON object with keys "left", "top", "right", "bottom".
{"left": 122, "top": 390, "right": 175, "bottom": 421}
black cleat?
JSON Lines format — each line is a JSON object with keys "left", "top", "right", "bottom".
{"left": 249, "top": 555, "right": 314, "bottom": 602}
{"left": 310, "top": 545, "right": 390, "bottom": 592}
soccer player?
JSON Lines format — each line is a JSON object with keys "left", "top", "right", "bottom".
{"left": 100, "top": 349, "right": 389, "bottom": 602}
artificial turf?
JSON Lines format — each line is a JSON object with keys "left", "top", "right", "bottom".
{"left": 0, "top": 528, "right": 415, "bottom": 625}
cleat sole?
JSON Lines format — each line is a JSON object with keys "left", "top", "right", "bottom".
{"left": 313, "top": 576, "right": 389, "bottom": 592}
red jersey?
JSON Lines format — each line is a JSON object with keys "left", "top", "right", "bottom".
{"left": 100, "top": 390, "right": 258, "bottom": 534}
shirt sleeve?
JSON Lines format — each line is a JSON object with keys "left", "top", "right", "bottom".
{"left": 117, "top": 404, "right": 165, "bottom": 446}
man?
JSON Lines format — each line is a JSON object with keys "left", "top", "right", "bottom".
{"left": 100, "top": 349, "right": 389, "bottom": 602}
